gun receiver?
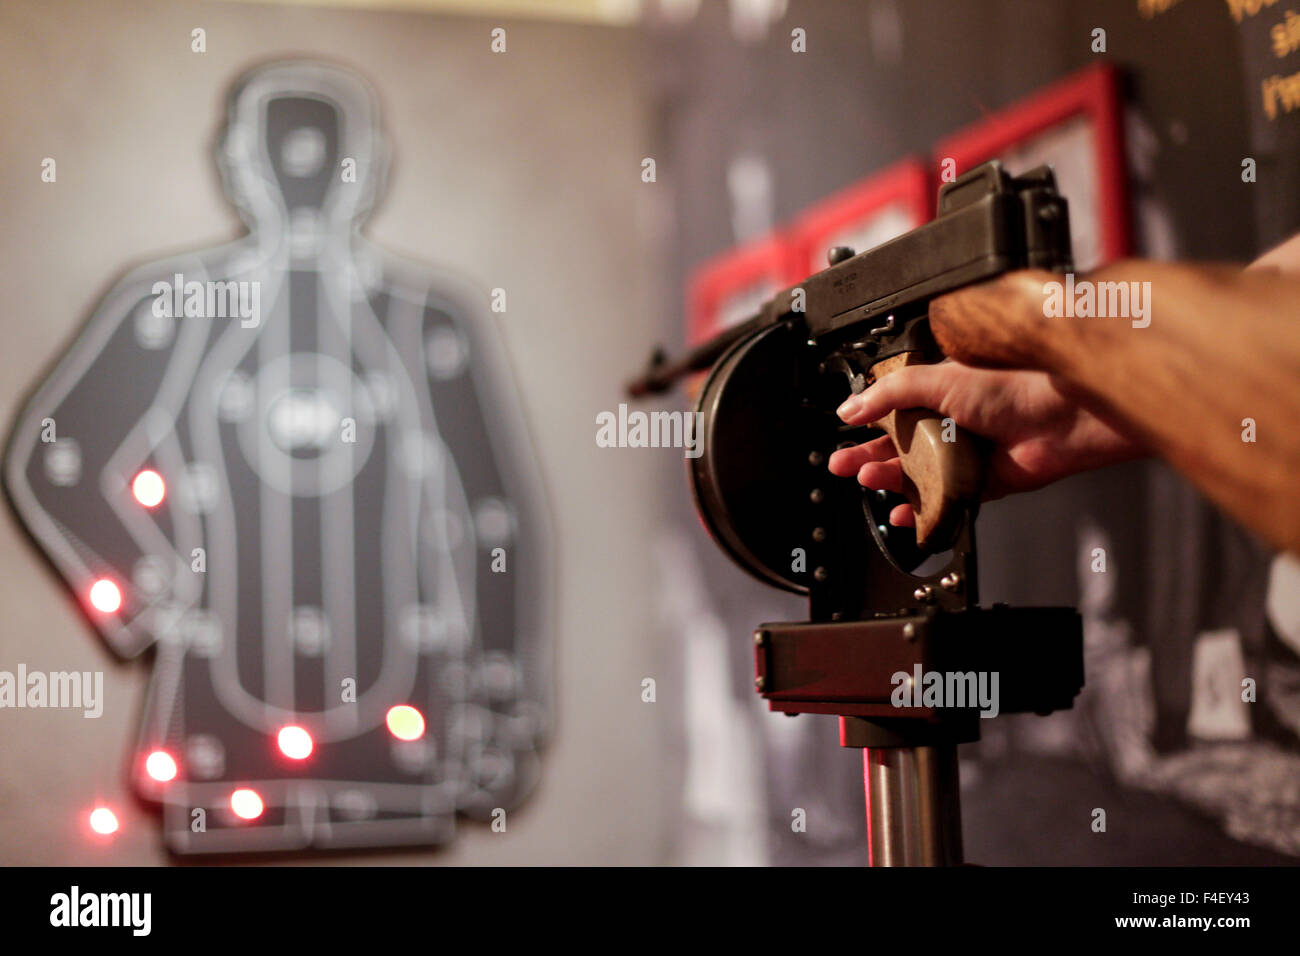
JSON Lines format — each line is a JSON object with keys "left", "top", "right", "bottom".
{"left": 629, "top": 162, "right": 1071, "bottom": 553}
{"left": 629, "top": 161, "right": 1071, "bottom": 395}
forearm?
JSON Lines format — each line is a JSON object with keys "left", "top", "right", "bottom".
{"left": 929, "top": 260, "right": 1300, "bottom": 554}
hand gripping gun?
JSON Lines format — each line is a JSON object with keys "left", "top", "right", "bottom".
{"left": 628, "top": 162, "right": 1085, "bottom": 866}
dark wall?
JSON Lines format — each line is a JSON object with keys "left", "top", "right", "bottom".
{"left": 648, "top": 0, "right": 1299, "bottom": 865}
{"left": 657, "top": 0, "right": 1271, "bottom": 296}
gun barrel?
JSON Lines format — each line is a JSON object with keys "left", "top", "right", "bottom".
{"left": 625, "top": 312, "right": 766, "bottom": 397}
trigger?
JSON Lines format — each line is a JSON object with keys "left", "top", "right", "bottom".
{"left": 819, "top": 351, "right": 871, "bottom": 397}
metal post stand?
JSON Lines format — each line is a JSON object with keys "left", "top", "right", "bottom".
{"left": 756, "top": 607, "right": 1084, "bottom": 866}
{"left": 842, "top": 714, "right": 973, "bottom": 866}
{"left": 864, "top": 744, "right": 962, "bottom": 867}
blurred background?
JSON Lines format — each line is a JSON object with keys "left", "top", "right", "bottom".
{"left": 1, "top": 0, "right": 1297, "bottom": 865}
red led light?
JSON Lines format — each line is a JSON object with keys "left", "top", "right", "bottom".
{"left": 131, "top": 469, "right": 165, "bottom": 508}
{"left": 89, "top": 807, "right": 119, "bottom": 835}
{"left": 277, "top": 725, "right": 313, "bottom": 760}
{"left": 386, "top": 705, "right": 425, "bottom": 741}
{"left": 230, "top": 788, "right": 264, "bottom": 820}
{"left": 145, "top": 750, "right": 177, "bottom": 782}
{"left": 89, "top": 579, "right": 122, "bottom": 614}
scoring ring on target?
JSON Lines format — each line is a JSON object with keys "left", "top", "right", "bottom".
{"left": 236, "top": 351, "right": 377, "bottom": 497}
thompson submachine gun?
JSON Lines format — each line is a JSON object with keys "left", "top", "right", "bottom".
{"left": 628, "top": 161, "right": 1085, "bottom": 866}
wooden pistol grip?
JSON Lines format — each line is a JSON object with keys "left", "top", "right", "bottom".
{"left": 869, "top": 353, "right": 983, "bottom": 552}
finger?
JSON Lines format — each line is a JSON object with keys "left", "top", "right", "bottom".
{"left": 836, "top": 364, "right": 951, "bottom": 426}
{"left": 889, "top": 503, "right": 916, "bottom": 528}
{"left": 827, "top": 435, "right": 896, "bottom": 475}
{"left": 856, "top": 459, "right": 904, "bottom": 493}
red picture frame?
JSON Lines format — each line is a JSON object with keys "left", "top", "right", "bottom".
{"left": 786, "top": 158, "right": 933, "bottom": 282}
{"left": 686, "top": 232, "right": 795, "bottom": 346}
{"left": 686, "top": 160, "right": 935, "bottom": 347}
{"left": 933, "top": 63, "right": 1130, "bottom": 268}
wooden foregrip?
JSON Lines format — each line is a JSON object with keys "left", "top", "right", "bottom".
{"left": 869, "top": 352, "right": 983, "bottom": 552}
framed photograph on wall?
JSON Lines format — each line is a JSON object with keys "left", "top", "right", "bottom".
{"left": 688, "top": 159, "right": 935, "bottom": 347}
{"left": 934, "top": 63, "right": 1130, "bottom": 271}
{"left": 786, "top": 158, "right": 933, "bottom": 281}
{"left": 686, "top": 232, "right": 793, "bottom": 345}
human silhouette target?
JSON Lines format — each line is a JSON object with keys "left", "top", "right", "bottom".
{"left": 5, "top": 61, "right": 552, "bottom": 854}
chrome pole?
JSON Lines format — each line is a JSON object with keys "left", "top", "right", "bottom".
{"left": 864, "top": 744, "right": 963, "bottom": 866}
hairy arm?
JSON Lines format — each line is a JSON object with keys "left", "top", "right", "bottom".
{"left": 926, "top": 252, "right": 1300, "bottom": 554}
